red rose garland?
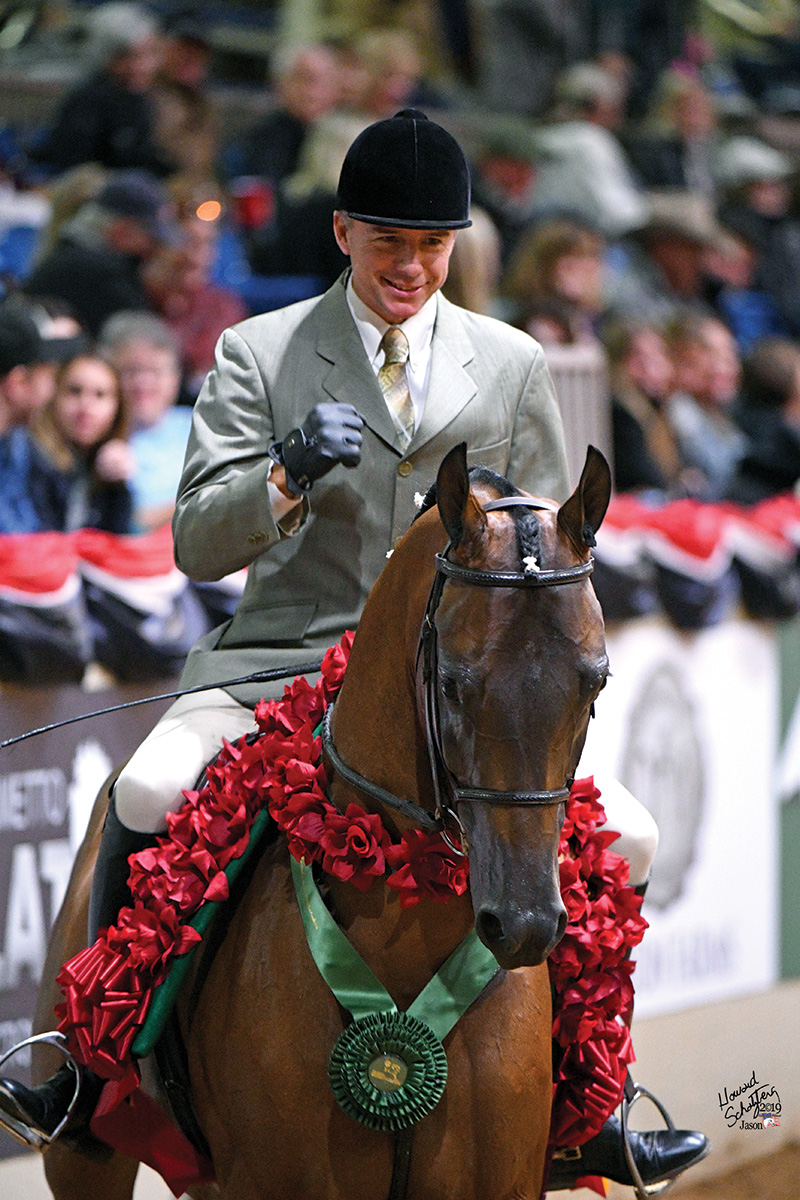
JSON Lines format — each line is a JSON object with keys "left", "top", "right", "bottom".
{"left": 55, "top": 632, "right": 646, "bottom": 1157}
{"left": 548, "top": 776, "right": 647, "bottom": 1159}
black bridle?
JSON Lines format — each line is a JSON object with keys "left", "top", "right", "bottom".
{"left": 322, "top": 495, "right": 595, "bottom": 855}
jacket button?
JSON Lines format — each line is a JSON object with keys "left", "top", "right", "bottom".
{"left": 248, "top": 531, "right": 266, "bottom": 544}
{"left": 398, "top": 461, "right": 412, "bottom": 477}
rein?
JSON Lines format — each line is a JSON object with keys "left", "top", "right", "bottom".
{"left": 323, "top": 495, "right": 595, "bottom": 855}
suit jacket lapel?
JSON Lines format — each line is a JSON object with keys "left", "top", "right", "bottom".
{"left": 409, "top": 295, "right": 477, "bottom": 454}
{"left": 315, "top": 278, "right": 402, "bottom": 451}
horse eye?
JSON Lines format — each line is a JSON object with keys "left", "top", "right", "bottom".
{"left": 439, "top": 674, "right": 461, "bottom": 704}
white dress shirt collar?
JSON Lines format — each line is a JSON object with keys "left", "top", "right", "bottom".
{"left": 346, "top": 277, "right": 437, "bottom": 425}
{"left": 346, "top": 277, "right": 436, "bottom": 367}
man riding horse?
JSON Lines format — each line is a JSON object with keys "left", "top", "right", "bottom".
{"left": 0, "top": 109, "right": 707, "bottom": 1191}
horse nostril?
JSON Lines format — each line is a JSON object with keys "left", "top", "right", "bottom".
{"left": 476, "top": 909, "right": 505, "bottom": 948}
{"left": 555, "top": 907, "right": 567, "bottom": 946}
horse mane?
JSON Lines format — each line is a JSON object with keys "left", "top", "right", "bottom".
{"left": 413, "top": 465, "right": 543, "bottom": 570}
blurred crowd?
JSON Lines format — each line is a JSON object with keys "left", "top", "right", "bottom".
{"left": 4, "top": 0, "right": 800, "bottom": 551}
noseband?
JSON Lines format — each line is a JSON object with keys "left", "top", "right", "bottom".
{"left": 322, "top": 495, "right": 595, "bottom": 854}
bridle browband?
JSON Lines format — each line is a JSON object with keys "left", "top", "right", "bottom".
{"left": 322, "top": 494, "right": 595, "bottom": 855}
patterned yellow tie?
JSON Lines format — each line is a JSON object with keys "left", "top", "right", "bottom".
{"left": 378, "top": 326, "right": 415, "bottom": 448}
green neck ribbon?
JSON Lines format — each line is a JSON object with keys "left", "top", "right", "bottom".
{"left": 291, "top": 856, "right": 499, "bottom": 1131}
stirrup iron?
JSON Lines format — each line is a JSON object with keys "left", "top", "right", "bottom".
{"left": 0, "top": 1032, "right": 82, "bottom": 1149}
{"left": 621, "top": 1080, "right": 678, "bottom": 1199}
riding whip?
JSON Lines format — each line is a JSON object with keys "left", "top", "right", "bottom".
{"left": 0, "top": 660, "right": 325, "bottom": 749}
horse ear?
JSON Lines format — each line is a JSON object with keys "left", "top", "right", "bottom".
{"left": 556, "top": 445, "right": 612, "bottom": 552}
{"left": 436, "top": 443, "right": 487, "bottom": 549}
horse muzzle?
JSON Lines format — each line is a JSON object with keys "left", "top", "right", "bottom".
{"left": 475, "top": 897, "right": 567, "bottom": 969}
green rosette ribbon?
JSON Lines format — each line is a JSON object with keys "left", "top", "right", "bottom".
{"left": 291, "top": 857, "right": 498, "bottom": 1134}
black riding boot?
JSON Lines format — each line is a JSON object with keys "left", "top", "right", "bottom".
{"left": 548, "top": 882, "right": 710, "bottom": 1193}
{"left": 547, "top": 1108, "right": 709, "bottom": 1192}
{"left": 0, "top": 795, "right": 157, "bottom": 1152}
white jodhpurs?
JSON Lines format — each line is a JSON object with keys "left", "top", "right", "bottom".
{"left": 591, "top": 771, "right": 659, "bottom": 887}
{"left": 114, "top": 689, "right": 257, "bottom": 833}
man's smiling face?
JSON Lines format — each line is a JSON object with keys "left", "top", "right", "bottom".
{"left": 333, "top": 213, "right": 456, "bottom": 324}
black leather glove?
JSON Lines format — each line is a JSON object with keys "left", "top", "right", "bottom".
{"left": 270, "top": 403, "right": 364, "bottom": 496}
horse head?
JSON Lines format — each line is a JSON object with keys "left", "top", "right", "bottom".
{"left": 427, "top": 443, "right": 611, "bottom": 969}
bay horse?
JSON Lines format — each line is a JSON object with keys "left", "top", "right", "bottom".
{"left": 30, "top": 442, "right": 611, "bottom": 1200}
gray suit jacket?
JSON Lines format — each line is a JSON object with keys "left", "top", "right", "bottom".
{"left": 173, "top": 274, "right": 569, "bottom": 705}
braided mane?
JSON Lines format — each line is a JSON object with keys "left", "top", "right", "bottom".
{"left": 413, "top": 465, "right": 543, "bottom": 571}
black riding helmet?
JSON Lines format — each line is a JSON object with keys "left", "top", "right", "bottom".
{"left": 336, "top": 109, "right": 472, "bottom": 230}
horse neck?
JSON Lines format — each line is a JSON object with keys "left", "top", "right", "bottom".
{"left": 324, "top": 520, "right": 475, "bottom": 1003}
{"left": 330, "top": 522, "right": 438, "bottom": 825}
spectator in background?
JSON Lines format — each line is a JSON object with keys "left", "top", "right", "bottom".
{"left": 0, "top": 300, "right": 53, "bottom": 437}
{"left": 28, "top": 2, "right": 173, "bottom": 178}
{"left": 726, "top": 336, "right": 800, "bottom": 503}
{"left": 604, "top": 317, "right": 685, "bottom": 495}
{"left": 606, "top": 191, "right": 724, "bottom": 325}
{"left": 98, "top": 311, "right": 192, "bottom": 531}
{"left": 624, "top": 66, "right": 720, "bottom": 198}
{"left": 247, "top": 113, "right": 368, "bottom": 287}
{"left": 528, "top": 62, "right": 648, "bottom": 240}
{"left": 716, "top": 136, "right": 800, "bottom": 339}
{"left": 143, "top": 177, "right": 247, "bottom": 397}
{"left": 220, "top": 43, "right": 341, "bottom": 190}
{"left": 0, "top": 354, "right": 134, "bottom": 534}
{"left": 0, "top": 299, "right": 78, "bottom": 530}
{"left": 501, "top": 217, "right": 606, "bottom": 340}
{"left": 151, "top": 12, "right": 218, "bottom": 182}
{"left": 470, "top": 129, "right": 541, "bottom": 269}
{"left": 476, "top": 0, "right": 595, "bottom": 118}
{"left": 440, "top": 205, "right": 503, "bottom": 315}
{"left": 29, "top": 164, "right": 108, "bottom": 271}
{"left": 703, "top": 223, "right": 786, "bottom": 352}
{"left": 348, "top": 29, "right": 427, "bottom": 119}
{"left": 24, "top": 170, "right": 173, "bottom": 338}
{"left": 665, "top": 313, "right": 747, "bottom": 499}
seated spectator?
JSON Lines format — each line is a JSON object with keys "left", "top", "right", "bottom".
{"left": 0, "top": 295, "right": 84, "bottom": 432}
{"left": 440, "top": 206, "right": 503, "bottom": 316}
{"left": 0, "top": 300, "right": 52, "bottom": 437}
{"left": 716, "top": 136, "right": 800, "bottom": 338}
{"left": 528, "top": 62, "right": 648, "bottom": 240}
{"left": 98, "top": 311, "right": 192, "bottom": 532}
{"left": 29, "top": 164, "right": 108, "bottom": 271}
{"left": 501, "top": 217, "right": 606, "bottom": 340}
{"left": 27, "top": 2, "right": 173, "bottom": 178}
{"left": 348, "top": 29, "right": 429, "bottom": 119}
{"left": 476, "top": 0, "right": 593, "bottom": 118}
{"left": 220, "top": 43, "right": 341, "bottom": 190}
{"left": 0, "top": 299, "right": 76, "bottom": 529}
{"left": 470, "top": 130, "right": 541, "bottom": 269}
{"left": 703, "top": 224, "right": 786, "bottom": 352}
{"left": 623, "top": 66, "right": 720, "bottom": 199}
{"left": 726, "top": 336, "right": 800, "bottom": 503}
{"left": 665, "top": 314, "right": 747, "bottom": 499}
{"left": 24, "top": 170, "right": 173, "bottom": 338}
{"left": 143, "top": 178, "right": 247, "bottom": 397}
{"left": 151, "top": 13, "right": 217, "bottom": 182}
{"left": 606, "top": 190, "right": 724, "bottom": 325}
{"left": 247, "top": 113, "right": 368, "bottom": 287}
{"left": 602, "top": 317, "right": 685, "bottom": 495}
{"left": 0, "top": 354, "right": 134, "bottom": 534}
